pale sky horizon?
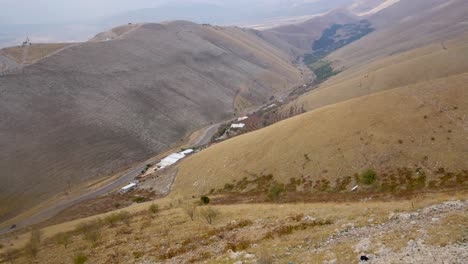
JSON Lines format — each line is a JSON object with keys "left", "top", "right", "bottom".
{"left": 0, "top": 0, "right": 321, "bottom": 24}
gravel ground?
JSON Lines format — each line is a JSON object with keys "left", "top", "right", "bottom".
{"left": 318, "top": 200, "right": 468, "bottom": 264}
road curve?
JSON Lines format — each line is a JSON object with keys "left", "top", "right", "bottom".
{"left": 0, "top": 164, "right": 145, "bottom": 236}
{"left": 0, "top": 122, "right": 222, "bottom": 236}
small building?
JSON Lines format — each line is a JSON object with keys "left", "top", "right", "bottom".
{"left": 156, "top": 153, "right": 185, "bottom": 170}
{"left": 120, "top": 182, "right": 137, "bottom": 194}
{"left": 180, "top": 149, "right": 194, "bottom": 155}
{"left": 231, "top": 123, "right": 245, "bottom": 129}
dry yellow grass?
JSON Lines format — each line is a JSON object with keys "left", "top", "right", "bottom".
{"left": 293, "top": 35, "right": 468, "bottom": 112}
{"left": 1, "top": 192, "right": 465, "bottom": 263}
{"left": 171, "top": 71, "right": 467, "bottom": 196}
{"left": 1, "top": 43, "right": 74, "bottom": 64}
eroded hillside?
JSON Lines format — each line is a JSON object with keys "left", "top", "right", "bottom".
{"left": 0, "top": 21, "right": 303, "bottom": 220}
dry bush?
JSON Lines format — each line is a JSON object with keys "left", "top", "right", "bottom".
{"left": 76, "top": 220, "right": 103, "bottom": 246}
{"left": 73, "top": 252, "right": 88, "bottom": 264}
{"left": 119, "top": 211, "right": 132, "bottom": 227}
{"left": 258, "top": 250, "right": 273, "bottom": 264}
{"left": 267, "top": 182, "right": 285, "bottom": 200}
{"left": 148, "top": 203, "right": 159, "bottom": 219}
{"left": 140, "top": 217, "right": 152, "bottom": 231}
{"left": 54, "top": 232, "right": 72, "bottom": 248}
{"left": 1, "top": 248, "right": 20, "bottom": 264}
{"left": 225, "top": 239, "right": 252, "bottom": 251}
{"left": 116, "top": 226, "right": 132, "bottom": 236}
{"left": 24, "top": 229, "right": 41, "bottom": 259}
{"left": 181, "top": 202, "right": 197, "bottom": 221}
{"left": 200, "top": 207, "right": 219, "bottom": 224}
{"left": 188, "top": 251, "right": 212, "bottom": 263}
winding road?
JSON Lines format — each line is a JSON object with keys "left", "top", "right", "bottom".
{"left": 0, "top": 123, "right": 221, "bottom": 236}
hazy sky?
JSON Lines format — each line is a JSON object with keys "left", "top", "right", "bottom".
{"left": 0, "top": 0, "right": 168, "bottom": 24}
{"left": 0, "top": 0, "right": 314, "bottom": 24}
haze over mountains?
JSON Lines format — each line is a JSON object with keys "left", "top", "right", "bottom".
{"left": 0, "top": 0, "right": 355, "bottom": 48}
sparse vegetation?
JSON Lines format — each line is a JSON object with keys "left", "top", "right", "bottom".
{"left": 133, "top": 251, "right": 143, "bottom": 259}
{"left": 148, "top": 203, "right": 159, "bottom": 218}
{"left": 24, "top": 229, "right": 41, "bottom": 259}
{"left": 54, "top": 232, "right": 72, "bottom": 248}
{"left": 267, "top": 182, "right": 285, "bottom": 200}
{"left": 310, "top": 60, "right": 341, "bottom": 82}
{"left": 182, "top": 202, "right": 197, "bottom": 221}
{"left": 73, "top": 253, "right": 88, "bottom": 264}
{"left": 76, "top": 220, "right": 103, "bottom": 246}
{"left": 360, "top": 169, "right": 378, "bottom": 185}
{"left": 104, "top": 211, "right": 131, "bottom": 227}
{"left": 2, "top": 248, "right": 19, "bottom": 264}
{"left": 200, "top": 196, "right": 210, "bottom": 205}
{"left": 200, "top": 207, "right": 219, "bottom": 224}
{"left": 132, "top": 196, "right": 146, "bottom": 203}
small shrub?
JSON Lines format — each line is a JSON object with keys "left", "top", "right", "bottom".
{"left": 119, "top": 211, "right": 132, "bottom": 226}
{"left": 200, "top": 207, "right": 219, "bottom": 224}
{"left": 200, "top": 196, "right": 210, "bottom": 205}
{"left": 104, "top": 213, "right": 121, "bottom": 228}
{"left": 133, "top": 251, "right": 143, "bottom": 259}
{"left": 267, "top": 182, "right": 285, "bottom": 200}
{"left": 225, "top": 239, "right": 251, "bottom": 251}
{"left": 104, "top": 211, "right": 131, "bottom": 227}
{"left": 116, "top": 226, "right": 132, "bottom": 235}
{"left": 360, "top": 169, "right": 377, "bottom": 185}
{"left": 25, "top": 229, "right": 41, "bottom": 259}
{"left": 140, "top": 217, "right": 152, "bottom": 230}
{"left": 148, "top": 203, "right": 159, "bottom": 218}
{"left": 54, "top": 232, "right": 72, "bottom": 248}
{"left": 76, "top": 220, "right": 102, "bottom": 246}
{"left": 3, "top": 248, "right": 20, "bottom": 264}
{"left": 132, "top": 196, "right": 146, "bottom": 203}
{"left": 258, "top": 250, "right": 273, "bottom": 264}
{"left": 182, "top": 202, "right": 197, "bottom": 221}
{"left": 74, "top": 253, "right": 88, "bottom": 264}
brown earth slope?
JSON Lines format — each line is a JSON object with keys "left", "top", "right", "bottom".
{"left": 0, "top": 43, "right": 75, "bottom": 65}
{"left": 0, "top": 21, "right": 303, "bottom": 220}
{"left": 171, "top": 39, "right": 468, "bottom": 197}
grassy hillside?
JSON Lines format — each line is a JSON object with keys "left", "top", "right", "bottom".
{"left": 0, "top": 21, "right": 303, "bottom": 220}
{"left": 0, "top": 192, "right": 465, "bottom": 263}
{"left": 294, "top": 35, "right": 468, "bottom": 111}
{"left": 171, "top": 64, "right": 467, "bottom": 197}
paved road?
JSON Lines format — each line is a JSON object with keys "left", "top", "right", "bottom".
{"left": 192, "top": 123, "right": 221, "bottom": 147}
{"left": 0, "top": 122, "right": 222, "bottom": 236}
{"left": 0, "top": 164, "right": 145, "bottom": 236}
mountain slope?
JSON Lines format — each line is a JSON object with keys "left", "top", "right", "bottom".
{"left": 329, "top": 0, "right": 468, "bottom": 68}
{"left": 294, "top": 34, "right": 468, "bottom": 111}
{"left": 261, "top": 10, "right": 358, "bottom": 56}
{"left": 170, "top": 39, "right": 468, "bottom": 197}
{"left": 0, "top": 21, "right": 303, "bottom": 220}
